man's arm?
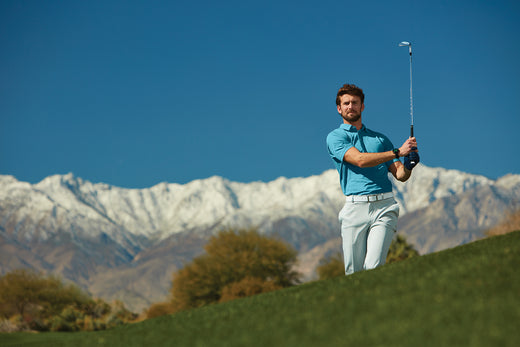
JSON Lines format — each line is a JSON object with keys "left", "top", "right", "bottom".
{"left": 343, "top": 137, "right": 418, "bottom": 169}
{"left": 343, "top": 147, "right": 396, "bottom": 168}
{"left": 388, "top": 160, "right": 412, "bottom": 182}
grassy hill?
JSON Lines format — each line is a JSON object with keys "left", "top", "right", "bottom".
{"left": 2, "top": 231, "right": 519, "bottom": 346}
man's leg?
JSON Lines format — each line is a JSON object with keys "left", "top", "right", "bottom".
{"left": 340, "top": 202, "right": 369, "bottom": 275}
{"left": 364, "top": 200, "right": 399, "bottom": 270}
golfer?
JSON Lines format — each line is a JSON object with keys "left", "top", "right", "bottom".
{"left": 326, "top": 84, "right": 419, "bottom": 275}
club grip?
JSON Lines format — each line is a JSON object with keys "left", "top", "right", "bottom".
{"left": 410, "top": 125, "right": 414, "bottom": 138}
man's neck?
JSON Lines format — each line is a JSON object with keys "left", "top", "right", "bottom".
{"left": 343, "top": 119, "right": 363, "bottom": 131}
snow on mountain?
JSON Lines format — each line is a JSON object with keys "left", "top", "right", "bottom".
{"left": 391, "top": 164, "right": 494, "bottom": 214}
{"left": 1, "top": 170, "right": 341, "bottom": 243}
{"left": 1, "top": 165, "right": 516, "bottom": 246}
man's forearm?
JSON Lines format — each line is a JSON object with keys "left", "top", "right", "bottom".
{"left": 395, "top": 166, "right": 412, "bottom": 182}
{"left": 343, "top": 147, "right": 396, "bottom": 168}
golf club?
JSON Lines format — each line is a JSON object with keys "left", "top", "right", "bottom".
{"left": 398, "top": 41, "right": 414, "bottom": 138}
{"left": 399, "top": 41, "right": 418, "bottom": 166}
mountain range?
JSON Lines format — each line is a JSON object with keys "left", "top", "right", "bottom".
{"left": 1, "top": 164, "right": 519, "bottom": 312}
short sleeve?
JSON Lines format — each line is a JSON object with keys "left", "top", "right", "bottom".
{"left": 326, "top": 130, "right": 353, "bottom": 163}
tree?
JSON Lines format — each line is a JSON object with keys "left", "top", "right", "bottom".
{"left": 38, "top": 275, "right": 91, "bottom": 318}
{"left": 219, "top": 276, "right": 281, "bottom": 303}
{"left": 0, "top": 269, "right": 45, "bottom": 318}
{"left": 170, "top": 228, "right": 300, "bottom": 311}
{"left": 145, "top": 302, "right": 175, "bottom": 319}
{"left": 316, "top": 252, "right": 344, "bottom": 280}
{"left": 0, "top": 269, "right": 137, "bottom": 332}
{"left": 316, "top": 234, "right": 419, "bottom": 280}
{"left": 385, "top": 234, "right": 419, "bottom": 264}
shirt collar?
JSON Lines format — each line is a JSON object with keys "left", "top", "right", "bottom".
{"left": 340, "top": 123, "right": 366, "bottom": 132}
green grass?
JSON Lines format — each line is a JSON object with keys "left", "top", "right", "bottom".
{"left": 2, "top": 231, "right": 519, "bottom": 347}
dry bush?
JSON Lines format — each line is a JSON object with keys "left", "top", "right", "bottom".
{"left": 146, "top": 302, "right": 176, "bottom": 319}
{"left": 169, "top": 228, "right": 300, "bottom": 312}
{"left": 219, "top": 277, "right": 281, "bottom": 303}
{"left": 316, "top": 252, "right": 344, "bottom": 280}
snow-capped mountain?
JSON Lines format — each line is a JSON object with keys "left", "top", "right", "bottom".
{"left": 1, "top": 164, "right": 519, "bottom": 311}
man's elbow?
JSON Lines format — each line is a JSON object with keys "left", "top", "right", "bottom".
{"left": 396, "top": 169, "right": 412, "bottom": 182}
{"left": 397, "top": 176, "right": 409, "bottom": 182}
{"left": 353, "top": 157, "right": 372, "bottom": 168}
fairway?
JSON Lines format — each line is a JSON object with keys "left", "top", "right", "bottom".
{"left": 1, "top": 231, "right": 519, "bottom": 347}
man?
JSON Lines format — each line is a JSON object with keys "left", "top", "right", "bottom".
{"left": 326, "top": 84, "right": 419, "bottom": 275}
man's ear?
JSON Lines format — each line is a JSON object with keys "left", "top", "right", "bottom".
{"left": 337, "top": 105, "right": 341, "bottom": 114}
{"left": 361, "top": 103, "right": 365, "bottom": 112}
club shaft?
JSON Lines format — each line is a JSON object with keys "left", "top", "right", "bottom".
{"left": 409, "top": 47, "right": 414, "bottom": 136}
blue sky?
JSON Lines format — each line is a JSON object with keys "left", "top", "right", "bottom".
{"left": 1, "top": 0, "right": 519, "bottom": 188}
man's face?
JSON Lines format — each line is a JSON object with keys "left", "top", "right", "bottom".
{"left": 337, "top": 94, "right": 364, "bottom": 124}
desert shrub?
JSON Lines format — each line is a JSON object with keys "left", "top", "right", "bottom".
{"left": 83, "top": 298, "right": 112, "bottom": 319}
{"left": 0, "top": 319, "right": 19, "bottom": 333}
{"left": 316, "top": 252, "right": 345, "bottom": 280}
{"left": 219, "top": 276, "right": 281, "bottom": 303}
{"left": 0, "top": 269, "right": 45, "bottom": 318}
{"left": 50, "top": 315, "right": 75, "bottom": 332}
{"left": 0, "top": 269, "right": 92, "bottom": 321}
{"left": 0, "top": 270, "right": 137, "bottom": 331}
{"left": 385, "top": 234, "right": 420, "bottom": 264}
{"left": 61, "top": 306, "right": 83, "bottom": 323}
{"left": 81, "top": 316, "right": 95, "bottom": 331}
{"left": 27, "top": 317, "right": 49, "bottom": 332}
{"left": 146, "top": 302, "right": 176, "bottom": 319}
{"left": 170, "top": 228, "right": 300, "bottom": 311}
{"left": 106, "top": 316, "right": 124, "bottom": 328}
{"left": 0, "top": 315, "right": 29, "bottom": 333}
{"left": 110, "top": 300, "right": 138, "bottom": 321}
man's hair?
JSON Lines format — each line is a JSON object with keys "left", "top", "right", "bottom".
{"left": 336, "top": 84, "right": 365, "bottom": 105}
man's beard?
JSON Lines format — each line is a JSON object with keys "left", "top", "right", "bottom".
{"left": 341, "top": 112, "right": 361, "bottom": 123}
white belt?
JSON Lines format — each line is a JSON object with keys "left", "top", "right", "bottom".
{"left": 346, "top": 192, "right": 393, "bottom": 202}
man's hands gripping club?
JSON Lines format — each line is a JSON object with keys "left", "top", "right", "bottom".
{"left": 399, "top": 137, "right": 420, "bottom": 170}
{"left": 343, "top": 136, "right": 419, "bottom": 170}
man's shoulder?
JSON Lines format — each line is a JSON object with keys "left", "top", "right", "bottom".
{"left": 327, "top": 126, "right": 350, "bottom": 142}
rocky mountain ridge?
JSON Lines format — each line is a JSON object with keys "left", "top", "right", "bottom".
{"left": 1, "top": 164, "right": 519, "bottom": 311}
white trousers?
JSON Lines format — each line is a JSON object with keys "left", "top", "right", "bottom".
{"left": 339, "top": 197, "right": 399, "bottom": 275}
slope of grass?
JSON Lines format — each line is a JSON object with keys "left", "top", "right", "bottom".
{"left": 2, "top": 231, "right": 519, "bottom": 346}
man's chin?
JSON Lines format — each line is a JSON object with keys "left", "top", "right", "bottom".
{"left": 342, "top": 114, "right": 361, "bottom": 123}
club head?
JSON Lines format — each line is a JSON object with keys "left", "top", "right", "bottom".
{"left": 399, "top": 41, "right": 411, "bottom": 47}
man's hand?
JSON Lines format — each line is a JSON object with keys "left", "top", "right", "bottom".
{"left": 399, "top": 137, "right": 419, "bottom": 170}
{"left": 404, "top": 151, "right": 420, "bottom": 170}
{"left": 399, "top": 137, "right": 418, "bottom": 156}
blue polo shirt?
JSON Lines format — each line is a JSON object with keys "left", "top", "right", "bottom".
{"left": 326, "top": 123, "right": 398, "bottom": 196}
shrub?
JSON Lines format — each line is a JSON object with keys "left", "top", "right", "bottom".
{"left": 146, "top": 302, "right": 175, "bottom": 319}
{"left": 170, "top": 228, "right": 300, "bottom": 311}
{"left": 385, "top": 234, "right": 419, "bottom": 264}
{"left": 316, "top": 252, "right": 344, "bottom": 280}
{"left": 50, "top": 316, "right": 75, "bottom": 332}
{"left": 0, "top": 270, "right": 138, "bottom": 332}
{"left": 0, "top": 315, "right": 29, "bottom": 333}
{"left": 219, "top": 276, "right": 281, "bottom": 303}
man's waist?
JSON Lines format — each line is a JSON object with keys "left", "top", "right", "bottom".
{"left": 345, "top": 192, "right": 393, "bottom": 202}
